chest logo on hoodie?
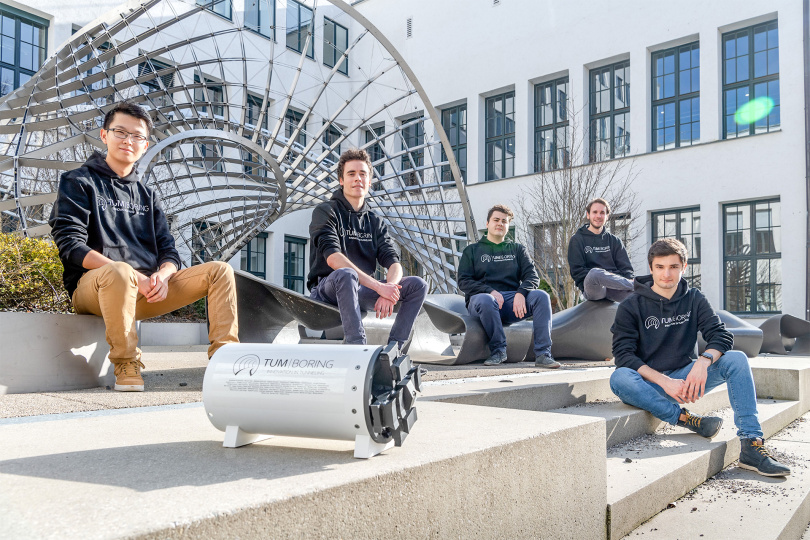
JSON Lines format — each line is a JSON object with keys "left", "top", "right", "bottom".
{"left": 337, "top": 222, "right": 372, "bottom": 242}
{"left": 585, "top": 245, "right": 610, "bottom": 254}
{"left": 645, "top": 311, "right": 692, "bottom": 330}
{"left": 481, "top": 253, "right": 515, "bottom": 263}
{"left": 96, "top": 196, "right": 149, "bottom": 216}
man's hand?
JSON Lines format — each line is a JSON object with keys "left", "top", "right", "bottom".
{"left": 683, "top": 357, "right": 711, "bottom": 403}
{"left": 513, "top": 292, "right": 527, "bottom": 318}
{"left": 489, "top": 290, "right": 504, "bottom": 309}
{"left": 375, "top": 297, "right": 396, "bottom": 319}
{"left": 145, "top": 270, "right": 171, "bottom": 303}
{"left": 136, "top": 272, "right": 153, "bottom": 299}
{"left": 376, "top": 281, "right": 401, "bottom": 303}
{"left": 660, "top": 377, "right": 687, "bottom": 404}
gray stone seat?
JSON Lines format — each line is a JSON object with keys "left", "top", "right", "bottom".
{"left": 697, "top": 309, "right": 763, "bottom": 358}
{"left": 526, "top": 299, "right": 618, "bottom": 362}
{"left": 419, "top": 294, "right": 533, "bottom": 364}
{"left": 759, "top": 314, "right": 810, "bottom": 355}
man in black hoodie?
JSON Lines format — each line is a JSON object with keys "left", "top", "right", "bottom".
{"left": 49, "top": 102, "right": 238, "bottom": 392}
{"left": 567, "top": 198, "right": 634, "bottom": 302}
{"left": 610, "top": 238, "right": 789, "bottom": 477}
{"left": 307, "top": 148, "right": 427, "bottom": 347}
{"left": 458, "top": 204, "right": 557, "bottom": 368}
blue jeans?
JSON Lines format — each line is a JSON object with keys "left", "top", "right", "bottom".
{"left": 610, "top": 350, "right": 763, "bottom": 439}
{"left": 468, "top": 290, "right": 552, "bottom": 357}
{"left": 310, "top": 268, "right": 428, "bottom": 346}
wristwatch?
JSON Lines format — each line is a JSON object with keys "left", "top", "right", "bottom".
{"left": 699, "top": 352, "right": 714, "bottom": 364}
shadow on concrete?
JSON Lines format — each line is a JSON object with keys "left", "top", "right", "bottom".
{"left": 0, "top": 440, "right": 357, "bottom": 491}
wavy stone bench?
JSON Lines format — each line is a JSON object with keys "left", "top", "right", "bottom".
{"left": 759, "top": 314, "right": 810, "bottom": 355}
{"left": 0, "top": 312, "right": 113, "bottom": 393}
{"left": 697, "top": 309, "right": 763, "bottom": 358}
{"left": 417, "top": 294, "right": 533, "bottom": 365}
{"left": 532, "top": 299, "right": 619, "bottom": 362}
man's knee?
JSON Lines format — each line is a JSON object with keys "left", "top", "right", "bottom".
{"left": 527, "top": 289, "right": 550, "bottom": 308}
{"left": 402, "top": 276, "right": 428, "bottom": 299}
{"left": 610, "top": 367, "right": 641, "bottom": 395}
{"left": 717, "top": 350, "right": 748, "bottom": 372}
{"left": 469, "top": 293, "right": 497, "bottom": 314}
{"left": 102, "top": 261, "right": 138, "bottom": 287}
{"left": 205, "top": 260, "right": 234, "bottom": 282}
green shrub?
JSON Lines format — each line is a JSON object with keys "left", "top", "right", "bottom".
{"left": 0, "top": 232, "right": 73, "bottom": 312}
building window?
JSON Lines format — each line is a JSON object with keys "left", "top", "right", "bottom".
{"left": 723, "top": 199, "right": 781, "bottom": 314}
{"left": 192, "top": 220, "right": 222, "bottom": 265}
{"left": 723, "top": 21, "right": 779, "bottom": 138}
{"left": 652, "top": 42, "right": 699, "bottom": 151}
{"left": 284, "top": 236, "right": 307, "bottom": 293}
{"left": 193, "top": 139, "right": 223, "bottom": 172}
{"left": 590, "top": 61, "right": 630, "bottom": 161}
{"left": 194, "top": 74, "right": 224, "bottom": 117}
{"left": 285, "top": 108, "right": 306, "bottom": 148}
{"left": 485, "top": 91, "right": 515, "bottom": 181}
{"left": 401, "top": 116, "right": 424, "bottom": 185}
{"left": 322, "top": 123, "right": 341, "bottom": 164}
{"left": 286, "top": 0, "right": 313, "bottom": 59}
{"left": 652, "top": 207, "right": 701, "bottom": 288}
{"left": 534, "top": 77, "right": 569, "bottom": 172}
{"left": 138, "top": 59, "right": 174, "bottom": 108}
{"left": 366, "top": 125, "right": 386, "bottom": 183}
{"left": 0, "top": 7, "right": 48, "bottom": 96}
{"left": 245, "top": 0, "right": 274, "bottom": 39}
{"left": 441, "top": 103, "right": 467, "bottom": 183}
{"left": 197, "top": 0, "right": 231, "bottom": 20}
{"left": 246, "top": 93, "right": 268, "bottom": 131}
{"left": 241, "top": 232, "right": 267, "bottom": 279}
{"left": 323, "top": 17, "right": 348, "bottom": 75}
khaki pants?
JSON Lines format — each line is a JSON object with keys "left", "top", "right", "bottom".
{"left": 72, "top": 261, "right": 239, "bottom": 363}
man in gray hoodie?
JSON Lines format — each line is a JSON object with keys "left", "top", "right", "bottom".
{"left": 49, "top": 102, "right": 238, "bottom": 392}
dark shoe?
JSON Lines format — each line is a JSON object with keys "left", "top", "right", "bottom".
{"left": 676, "top": 408, "right": 723, "bottom": 438}
{"left": 535, "top": 354, "right": 561, "bottom": 369}
{"left": 739, "top": 437, "right": 791, "bottom": 477}
{"left": 483, "top": 350, "right": 507, "bottom": 366}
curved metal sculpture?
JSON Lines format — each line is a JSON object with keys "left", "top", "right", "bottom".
{"left": 0, "top": 0, "right": 475, "bottom": 291}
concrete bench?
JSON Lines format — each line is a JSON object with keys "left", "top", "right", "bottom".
{"left": 0, "top": 312, "right": 114, "bottom": 393}
{"left": 697, "top": 309, "right": 763, "bottom": 358}
{"left": 418, "top": 294, "right": 533, "bottom": 364}
{"left": 759, "top": 313, "right": 810, "bottom": 355}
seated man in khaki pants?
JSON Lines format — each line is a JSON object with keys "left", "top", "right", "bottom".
{"left": 48, "top": 102, "right": 238, "bottom": 391}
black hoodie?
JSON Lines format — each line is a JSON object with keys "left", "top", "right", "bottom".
{"left": 457, "top": 236, "right": 539, "bottom": 306}
{"left": 48, "top": 152, "right": 181, "bottom": 296}
{"left": 307, "top": 189, "right": 399, "bottom": 291}
{"left": 568, "top": 223, "right": 633, "bottom": 291}
{"left": 611, "top": 275, "right": 733, "bottom": 373}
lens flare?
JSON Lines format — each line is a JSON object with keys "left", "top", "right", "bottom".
{"left": 734, "top": 96, "right": 775, "bottom": 125}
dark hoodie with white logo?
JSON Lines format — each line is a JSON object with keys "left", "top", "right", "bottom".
{"left": 48, "top": 152, "right": 181, "bottom": 296}
{"left": 307, "top": 189, "right": 399, "bottom": 291}
{"left": 611, "top": 275, "right": 733, "bottom": 373}
{"left": 457, "top": 236, "right": 539, "bottom": 306}
{"left": 568, "top": 223, "right": 634, "bottom": 291}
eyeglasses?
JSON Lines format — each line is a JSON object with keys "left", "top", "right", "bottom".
{"left": 107, "top": 128, "right": 149, "bottom": 145}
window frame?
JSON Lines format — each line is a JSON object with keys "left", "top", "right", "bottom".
{"left": 241, "top": 232, "right": 267, "bottom": 279}
{"left": 441, "top": 103, "right": 467, "bottom": 183}
{"left": 651, "top": 207, "right": 702, "bottom": 289}
{"left": 722, "top": 198, "right": 782, "bottom": 314}
{"left": 323, "top": 16, "right": 348, "bottom": 76}
{"left": 589, "top": 60, "right": 631, "bottom": 162}
{"left": 651, "top": 41, "right": 700, "bottom": 151}
{"left": 0, "top": 6, "right": 48, "bottom": 97}
{"left": 283, "top": 235, "right": 307, "bottom": 294}
{"left": 534, "top": 77, "right": 570, "bottom": 172}
{"left": 484, "top": 91, "right": 515, "bottom": 181}
{"left": 400, "top": 115, "right": 424, "bottom": 185}
{"left": 193, "top": 73, "right": 224, "bottom": 118}
{"left": 196, "top": 0, "right": 232, "bottom": 20}
{"left": 286, "top": 0, "right": 314, "bottom": 59}
{"left": 365, "top": 125, "right": 386, "bottom": 182}
{"left": 722, "top": 21, "right": 780, "bottom": 139}
{"left": 245, "top": 0, "right": 275, "bottom": 40}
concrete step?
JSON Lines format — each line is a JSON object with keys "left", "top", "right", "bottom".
{"left": 0, "top": 401, "right": 606, "bottom": 539}
{"left": 624, "top": 412, "right": 810, "bottom": 540}
{"left": 553, "top": 385, "right": 730, "bottom": 448}
{"left": 606, "top": 399, "right": 802, "bottom": 540}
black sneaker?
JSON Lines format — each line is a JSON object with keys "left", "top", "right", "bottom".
{"left": 739, "top": 437, "right": 791, "bottom": 477}
{"left": 483, "top": 349, "right": 507, "bottom": 366}
{"left": 676, "top": 408, "right": 723, "bottom": 438}
{"left": 535, "top": 354, "right": 561, "bottom": 369}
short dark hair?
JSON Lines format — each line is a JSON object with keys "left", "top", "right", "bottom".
{"left": 103, "top": 102, "right": 154, "bottom": 134}
{"left": 648, "top": 238, "right": 688, "bottom": 267}
{"left": 586, "top": 198, "right": 611, "bottom": 215}
{"left": 337, "top": 148, "right": 372, "bottom": 182}
{"left": 486, "top": 204, "right": 514, "bottom": 222}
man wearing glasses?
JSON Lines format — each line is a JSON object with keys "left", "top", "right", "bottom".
{"left": 49, "top": 102, "right": 239, "bottom": 392}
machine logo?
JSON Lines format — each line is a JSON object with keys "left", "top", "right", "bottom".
{"left": 233, "top": 354, "right": 260, "bottom": 376}
{"left": 645, "top": 316, "right": 660, "bottom": 330}
{"left": 481, "top": 254, "right": 492, "bottom": 263}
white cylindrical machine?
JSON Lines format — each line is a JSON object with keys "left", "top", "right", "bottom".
{"left": 202, "top": 342, "right": 421, "bottom": 458}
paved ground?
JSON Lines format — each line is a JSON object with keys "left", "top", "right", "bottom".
{"left": 0, "top": 345, "right": 614, "bottom": 418}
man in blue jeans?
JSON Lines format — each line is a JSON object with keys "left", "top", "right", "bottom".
{"left": 610, "top": 238, "right": 789, "bottom": 476}
{"left": 307, "top": 148, "right": 427, "bottom": 347}
{"left": 458, "top": 204, "right": 557, "bottom": 368}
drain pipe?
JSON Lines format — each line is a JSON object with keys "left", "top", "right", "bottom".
{"left": 805, "top": 0, "right": 810, "bottom": 320}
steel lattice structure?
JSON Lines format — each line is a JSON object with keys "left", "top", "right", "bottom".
{"left": 0, "top": 0, "right": 475, "bottom": 291}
